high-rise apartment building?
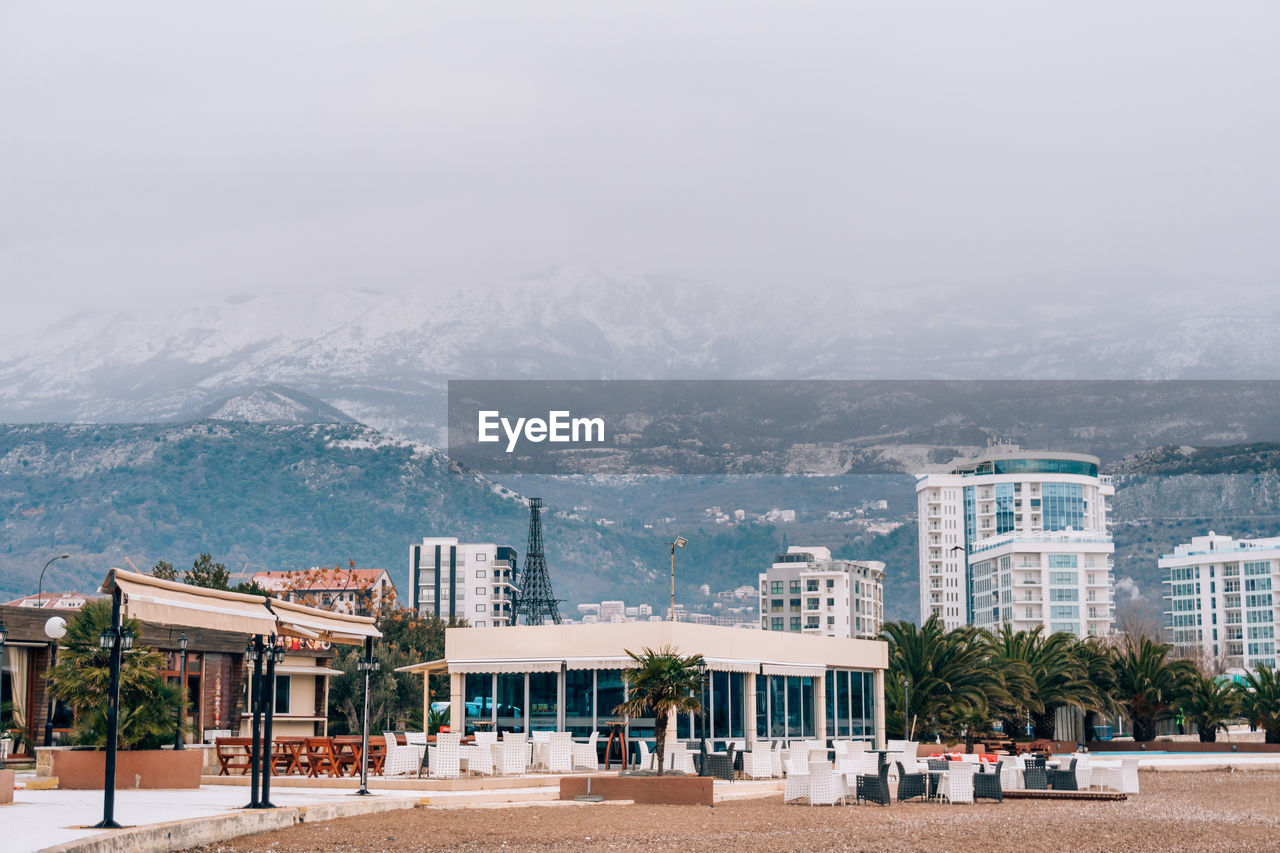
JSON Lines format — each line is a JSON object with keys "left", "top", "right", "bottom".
{"left": 758, "top": 546, "right": 884, "bottom": 639}
{"left": 916, "top": 448, "right": 1115, "bottom": 638}
{"left": 1160, "top": 532, "right": 1278, "bottom": 671}
{"left": 410, "top": 537, "right": 518, "bottom": 627}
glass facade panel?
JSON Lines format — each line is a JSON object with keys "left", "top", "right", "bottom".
{"left": 995, "top": 483, "right": 1015, "bottom": 534}
{"left": 992, "top": 458, "right": 1098, "bottom": 477}
{"left": 464, "top": 672, "right": 494, "bottom": 734}
{"left": 1042, "top": 482, "right": 1084, "bottom": 531}
{"left": 528, "top": 671, "right": 558, "bottom": 731}
{"left": 565, "top": 669, "right": 594, "bottom": 737}
{"left": 496, "top": 672, "right": 525, "bottom": 733}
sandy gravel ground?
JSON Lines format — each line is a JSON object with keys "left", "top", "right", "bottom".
{"left": 190, "top": 770, "right": 1280, "bottom": 853}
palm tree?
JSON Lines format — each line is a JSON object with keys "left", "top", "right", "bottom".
{"left": 1179, "top": 674, "right": 1239, "bottom": 743}
{"left": 991, "top": 627, "right": 1109, "bottom": 739}
{"left": 1111, "top": 636, "right": 1195, "bottom": 742}
{"left": 48, "top": 599, "right": 182, "bottom": 749}
{"left": 613, "top": 646, "right": 703, "bottom": 776}
{"left": 883, "top": 618, "right": 1013, "bottom": 743}
{"left": 1237, "top": 665, "right": 1280, "bottom": 744}
{"left": 1074, "top": 637, "right": 1119, "bottom": 742}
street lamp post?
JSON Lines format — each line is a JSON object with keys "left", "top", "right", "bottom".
{"left": 903, "top": 677, "right": 910, "bottom": 741}
{"left": 93, "top": 586, "right": 133, "bottom": 830}
{"left": 174, "top": 633, "right": 189, "bottom": 750}
{"left": 0, "top": 618, "right": 8, "bottom": 747}
{"left": 258, "top": 636, "right": 284, "bottom": 809}
{"left": 354, "top": 637, "right": 380, "bottom": 796}
{"left": 37, "top": 554, "right": 70, "bottom": 747}
{"left": 696, "top": 660, "right": 709, "bottom": 776}
{"left": 668, "top": 537, "right": 687, "bottom": 621}
{"left": 242, "top": 636, "right": 264, "bottom": 809}
{"left": 43, "top": 616, "right": 67, "bottom": 747}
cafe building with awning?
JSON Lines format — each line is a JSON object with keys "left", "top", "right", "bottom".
{"left": 99, "top": 569, "right": 380, "bottom": 740}
{"left": 398, "top": 621, "right": 887, "bottom": 748}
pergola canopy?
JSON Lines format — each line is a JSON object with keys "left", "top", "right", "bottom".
{"left": 101, "top": 568, "right": 382, "bottom": 644}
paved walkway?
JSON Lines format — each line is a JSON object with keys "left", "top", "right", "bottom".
{"left": 0, "top": 773, "right": 559, "bottom": 852}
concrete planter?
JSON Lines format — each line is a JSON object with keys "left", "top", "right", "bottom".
{"left": 560, "top": 773, "right": 713, "bottom": 805}
{"left": 0, "top": 769, "right": 14, "bottom": 805}
{"left": 50, "top": 748, "right": 204, "bottom": 790}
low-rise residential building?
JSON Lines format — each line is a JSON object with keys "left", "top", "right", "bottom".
{"left": 251, "top": 567, "right": 396, "bottom": 617}
{"left": 759, "top": 546, "right": 884, "bottom": 640}
{"left": 1161, "top": 532, "right": 1280, "bottom": 671}
{"left": 410, "top": 537, "right": 518, "bottom": 627}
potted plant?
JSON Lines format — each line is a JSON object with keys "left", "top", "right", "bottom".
{"left": 45, "top": 600, "right": 201, "bottom": 789}
{"left": 562, "top": 646, "right": 711, "bottom": 805}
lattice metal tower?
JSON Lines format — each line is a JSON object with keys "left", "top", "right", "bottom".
{"left": 513, "top": 497, "right": 562, "bottom": 625}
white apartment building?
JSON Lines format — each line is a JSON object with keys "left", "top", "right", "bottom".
{"left": 410, "top": 537, "right": 518, "bottom": 627}
{"left": 916, "top": 448, "right": 1115, "bottom": 638}
{"left": 1160, "top": 532, "right": 1279, "bottom": 671}
{"left": 759, "top": 546, "right": 884, "bottom": 639}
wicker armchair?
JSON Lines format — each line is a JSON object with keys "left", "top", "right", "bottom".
{"left": 896, "top": 760, "right": 929, "bottom": 803}
{"left": 856, "top": 755, "right": 891, "bottom": 806}
{"left": 704, "top": 742, "right": 737, "bottom": 781}
{"left": 1022, "top": 753, "right": 1048, "bottom": 790}
{"left": 973, "top": 760, "right": 1003, "bottom": 802}
{"left": 1046, "top": 757, "right": 1078, "bottom": 791}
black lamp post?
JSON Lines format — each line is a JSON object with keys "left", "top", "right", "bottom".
{"left": 37, "top": 554, "right": 69, "bottom": 746}
{"left": 174, "top": 633, "right": 189, "bottom": 750}
{"left": 0, "top": 618, "right": 8, "bottom": 745}
{"left": 258, "top": 636, "right": 284, "bottom": 809}
{"left": 696, "top": 659, "right": 709, "bottom": 776}
{"left": 242, "top": 636, "right": 264, "bottom": 809}
{"left": 43, "top": 616, "right": 67, "bottom": 747}
{"left": 93, "top": 586, "right": 132, "bottom": 830}
{"left": 354, "top": 636, "right": 379, "bottom": 796}
{"left": 903, "top": 677, "right": 910, "bottom": 741}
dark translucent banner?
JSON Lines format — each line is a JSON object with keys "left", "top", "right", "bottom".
{"left": 446, "top": 379, "right": 1280, "bottom": 475}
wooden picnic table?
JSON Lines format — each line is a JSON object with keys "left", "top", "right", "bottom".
{"left": 215, "top": 737, "right": 253, "bottom": 776}
{"left": 271, "top": 737, "right": 306, "bottom": 776}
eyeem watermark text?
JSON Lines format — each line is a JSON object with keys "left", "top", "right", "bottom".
{"left": 478, "top": 410, "right": 606, "bottom": 452}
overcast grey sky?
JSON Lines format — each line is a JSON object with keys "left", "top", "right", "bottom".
{"left": 2, "top": 2, "right": 1278, "bottom": 332}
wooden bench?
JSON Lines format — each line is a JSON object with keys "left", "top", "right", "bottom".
{"left": 215, "top": 737, "right": 254, "bottom": 776}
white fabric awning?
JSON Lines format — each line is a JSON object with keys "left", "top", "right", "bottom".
{"left": 448, "top": 658, "right": 562, "bottom": 674}
{"left": 563, "top": 656, "right": 632, "bottom": 670}
{"left": 704, "top": 657, "right": 758, "bottom": 673}
{"left": 760, "top": 662, "right": 827, "bottom": 678}
{"left": 269, "top": 597, "right": 381, "bottom": 645}
{"left": 105, "top": 569, "right": 277, "bottom": 635}
{"left": 274, "top": 664, "right": 345, "bottom": 677}
{"left": 396, "top": 658, "right": 448, "bottom": 675}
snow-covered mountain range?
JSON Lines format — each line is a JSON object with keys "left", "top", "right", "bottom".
{"left": 2, "top": 267, "right": 1277, "bottom": 440}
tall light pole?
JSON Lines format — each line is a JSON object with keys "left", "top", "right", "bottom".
{"left": 354, "top": 637, "right": 379, "bottom": 796}
{"left": 0, "top": 618, "right": 8, "bottom": 746}
{"left": 43, "top": 616, "right": 67, "bottom": 747}
{"left": 174, "top": 633, "right": 189, "bottom": 750}
{"left": 903, "top": 677, "right": 910, "bottom": 741}
{"left": 93, "top": 587, "right": 133, "bottom": 830}
{"left": 696, "top": 659, "right": 709, "bottom": 775}
{"left": 36, "top": 554, "right": 70, "bottom": 746}
{"left": 668, "top": 537, "right": 687, "bottom": 621}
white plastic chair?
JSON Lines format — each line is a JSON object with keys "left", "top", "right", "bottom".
{"left": 939, "top": 761, "right": 975, "bottom": 804}
{"left": 807, "top": 759, "right": 846, "bottom": 805}
{"left": 474, "top": 731, "right": 498, "bottom": 747}
{"left": 382, "top": 733, "right": 423, "bottom": 777}
{"left": 573, "top": 731, "right": 600, "bottom": 771}
{"left": 463, "top": 743, "right": 493, "bottom": 776}
{"left": 744, "top": 748, "right": 774, "bottom": 779}
{"left": 805, "top": 740, "right": 828, "bottom": 762}
{"left": 666, "top": 744, "right": 696, "bottom": 774}
{"left": 405, "top": 731, "right": 427, "bottom": 746}
{"left": 771, "top": 741, "right": 784, "bottom": 777}
{"left": 1094, "top": 757, "right": 1139, "bottom": 793}
{"left": 1001, "top": 758, "right": 1023, "bottom": 791}
{"left": 783, "top": 759, "right": 810, "bottom": 803}
{"left": 545, "top": 734, "right": 573, "bottom": 774}
{"left": 1071, "top": 753, "right": 1091, "bottom": 789}
{"left": 638, "top": 740, "right": 654, "bottom": 771}
{"left": 428, "top": 732, "right": 461, "bottom": 779}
